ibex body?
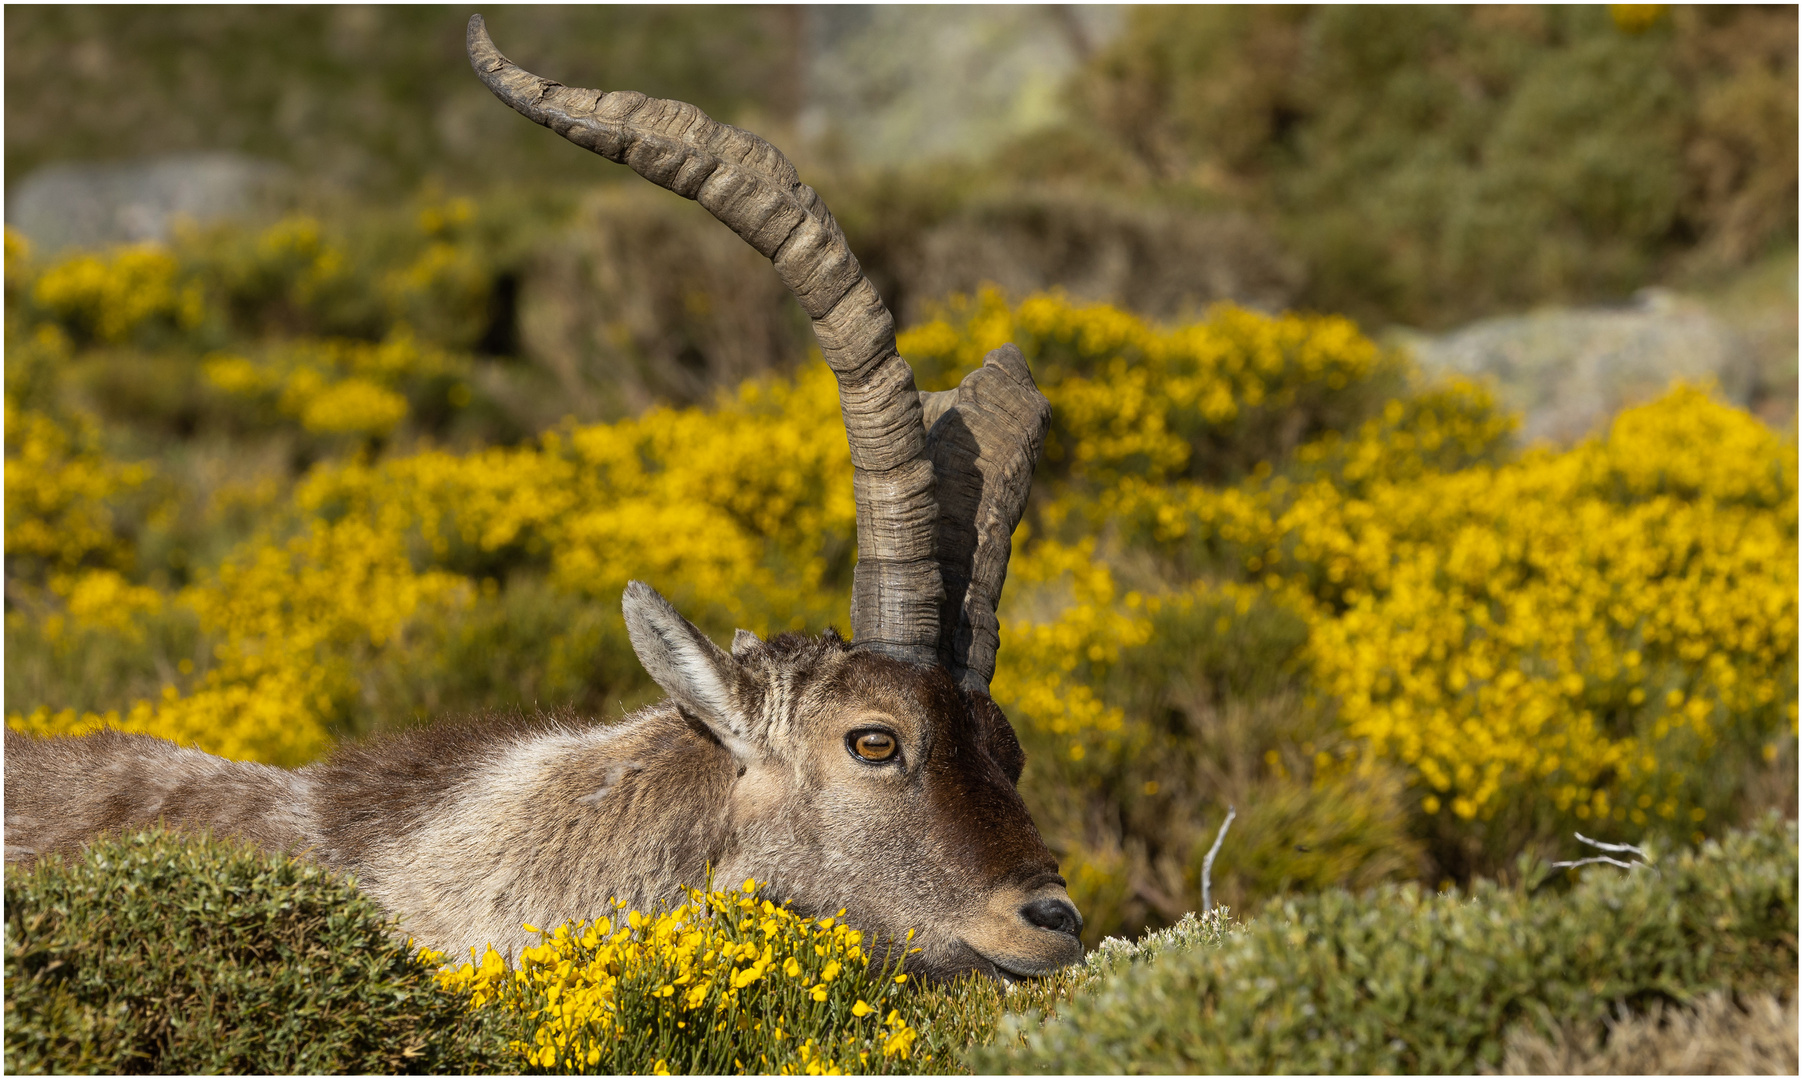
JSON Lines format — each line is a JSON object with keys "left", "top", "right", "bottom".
{"left": 4, "top": 15, "right": 1080, "bottom": 981}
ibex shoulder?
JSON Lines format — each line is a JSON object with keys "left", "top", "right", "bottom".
{"left": 307, "top": 703, "right": 735, "bottom": 958}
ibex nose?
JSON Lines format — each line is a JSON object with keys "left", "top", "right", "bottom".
{"left": 1019, "top": 896, "right": 1082, "bottom": 937}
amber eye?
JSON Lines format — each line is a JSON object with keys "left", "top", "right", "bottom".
{"left": 850, "top": 730, "right": 898, "bottom": 762}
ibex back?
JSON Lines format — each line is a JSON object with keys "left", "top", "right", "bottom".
{"left": 3, "top": 15, "right": 1082, "bottom": 981}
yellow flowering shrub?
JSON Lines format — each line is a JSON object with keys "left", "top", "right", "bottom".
{"left": 204, "top": 327, "right": 464, "bottom": 438}
{"left": 434, "top": 881, "right": 926, "bottom": 1075}
{"left": 1299, "top": 388, "right": 1796, "bottom": 832}
{"left": 899, "top": 287, "right": 1397, "bottom": 484}
{"left": 4, "top": 226, "right": 31, "bottom": 293}
{"left": 51, "top": 569, "right": 166, "bottom": 640}
{"left": 3, "top": 399, "right": 152, "bottom": 575}
{"left": 6, "top": 365, "right": 854, "bottom": 762}
{"left": 294, "top": 364, "right": 857, "bottom": 631}
{"left": 1100, "top": 382, "right": 1796, "bottom": 835}
{"left": 11, "top": 517, "right": 471, "bottom": 766}
{"left": 382, "top": 196, "right": 491, "bottom": 345}
{"left": 29, "top": 242, "right": 205, "bottom": 343}
{"left": 97, "top": 282, "right": 1380, "bottom": 774}
{"left": 1609, "top": 4, "right": 1669, "bottom": 34}
{"left": 991, "top": 538, "right": 1150, "bottom": 753}
{"left": 239, "top": 215, "right": 349, "bottom": 305}
{"left": 908, "top": 294, "right": 1398, "bottom": 767}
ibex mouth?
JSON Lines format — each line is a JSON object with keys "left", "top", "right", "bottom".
{"left": 906, "top": 937, "right": 1067, "bottom": 984}
{"left": 988, "top": 959, "right": 1041, "bottom": 985}
{"left": 960, "top": 911, "right": 1086, "bottom": 982}
{"left": 970, "top": 946, "right": 1080, "bottom": 984}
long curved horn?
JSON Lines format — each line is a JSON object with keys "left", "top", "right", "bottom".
{"left": 468, "top": 15, "right": 939, "bottom": 663}
{"left": 920, "top": 345, "right": 1052, "bottom": 694}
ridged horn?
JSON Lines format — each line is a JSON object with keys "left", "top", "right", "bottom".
{"left": 468, "top": 14, "right": 940, "bottom": 663}
{"left": 920, "top": 344, "right": 1052, "bottom": 694}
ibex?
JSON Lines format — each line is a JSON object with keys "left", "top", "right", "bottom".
{"left": 3, "top": 15, "right": 1081, "bottom": 982}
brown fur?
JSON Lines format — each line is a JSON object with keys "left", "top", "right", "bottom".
{"left": 5, "top": 727, "right": 313, "bottom": 864}
{"left": 4, "top": 585, "right": 1084, "bottom": 980}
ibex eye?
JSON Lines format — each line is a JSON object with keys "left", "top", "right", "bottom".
{"left": 850, "top": 731, "right": 898, "bottom": 763}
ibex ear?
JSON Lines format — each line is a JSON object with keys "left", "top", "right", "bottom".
{"left": 730, "top": 629, "right": 762, "bottom": 659}
{"left": 622, "top": 581, "right": 758, "bottom": 758}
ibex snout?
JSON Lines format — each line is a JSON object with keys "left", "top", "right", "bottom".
{"left": 953, "top": 873, "right": 1085, "bottom": 979}
{"left": 1021, "top": 895, "right": 1083, "bottom": 937}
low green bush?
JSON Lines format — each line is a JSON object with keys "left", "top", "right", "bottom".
{"left": 979, "top": 814, "right": 1798, "bottom": 1074}
{"left": 3, "top": 828, "right": 506, "bottom": 1074}
{"left": 908, "top": 912, "right": 1234, "bottom": 1072}
{"left": 5, "top": 821, "right": 1794, "bottom": 1075}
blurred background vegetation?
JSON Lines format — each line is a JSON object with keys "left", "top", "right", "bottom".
{"left": 8, "top": 6, "right": 1795, "bottom": 332}
{"left": 4, "top": 4, "right": 1796, "bottom": 944}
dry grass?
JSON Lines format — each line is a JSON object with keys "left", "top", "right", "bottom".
{"left": 1496, "top": 991, "right": 1799, "bottom": 1076}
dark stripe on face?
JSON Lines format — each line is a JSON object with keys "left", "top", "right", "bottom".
{"left": 916, "top": 672, "right": 1059, "bottom": 889}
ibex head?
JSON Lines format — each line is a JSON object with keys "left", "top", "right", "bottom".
{"left": 625, "top": 586, "right": 1079, "bottom": 979}
{"left": 469, "top": 16, "right": 1079, "bottom": 979}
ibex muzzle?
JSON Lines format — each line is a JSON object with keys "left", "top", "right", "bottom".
{"left": 3, "top": 14, "right": 1080, "bottom": 982}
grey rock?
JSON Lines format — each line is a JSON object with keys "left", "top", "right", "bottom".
{"left": 1399, "top": 289, "right": 1784, "bottom": 444}
{"left": 801, "top": 6, "right": 1121, "bottom": 168}
{"left": 6, "top": 152, "right": 288, "bottom": 254}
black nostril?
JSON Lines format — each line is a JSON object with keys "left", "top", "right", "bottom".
{"left": 1020, "top": 897, "right": 1082, "bottom": 937}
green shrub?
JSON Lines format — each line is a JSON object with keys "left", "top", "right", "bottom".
{"left": 4, "top": 7, "right": 799, "bottom": 195}
{"left": 1070, "top": 5, "right": 1799, "bottom": 327}
{"left": 3, "top": 828, "right": 506, "bottom": 1074}
{"left": 979, "top": 814, "right": 1798, "bottom": 1074}
{"left": 909, "top": 912, "right": 1234, "bottom": 1072}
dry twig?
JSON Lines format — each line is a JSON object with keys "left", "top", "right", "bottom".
{"left": 1201, "top": 805, "right": 1236, "bottom": 914}
{"left": 1547, "top": 831, "right": 1650, "bottom": 873}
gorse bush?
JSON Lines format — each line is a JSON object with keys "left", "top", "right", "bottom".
{"left": 901, "top": 287, "right": 1399, "bottom": 485}
{"left": 982, "top": 813, "right": 1799, "bottom": 1074}
{"left": 2, "top": 828, "right": 505, "bottom": 1074}
{"left": 905, "top": 288, "right": 1795, "bottom": 913}
{"left": 436, "top": 881, "right": 929, "bottom": 1075}
{"left": 29, "top": 243, "right": 206, "bottom": 345}
{"left": 3, "top": 396, "right": 152, "bottom": 578}
{"left": 203, "top": 326, "right": 466, "bottom": 440}
{"left": 1097, "top": 384, "right": 1797, "bottom": 844}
